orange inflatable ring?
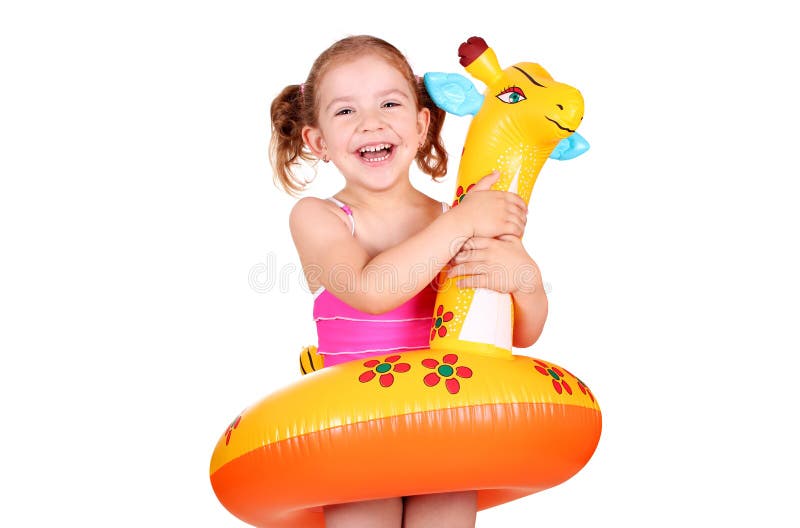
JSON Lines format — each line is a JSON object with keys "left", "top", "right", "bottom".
{"left": 210, "top": 37, "right": 600, "bottom": 527}
{"left": 210, "top": 350, "right": 600, "bottom": 527}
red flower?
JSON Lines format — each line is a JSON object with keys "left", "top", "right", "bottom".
{"left": 224, "top": 415, "right": 241, "bottom": 446}
{"left": 430, "top": 304, "right": 454, "bottom": 340}
{"left": 451, "top": 183, "right": 476, "bottom": 208}
{"left": 421, "top": 353, "right": 473, "bottom": 394}
{"left": 358, "top": 355, "right": 411, "bottom": 388}
{"left": 533, "top": 359, "right": 572, "bottom": 395}
{"left": 576, "top": 378, "right": 595, "bottom": 402}
{"left": 561, "top": 367, "right": 595, "bottom": 403}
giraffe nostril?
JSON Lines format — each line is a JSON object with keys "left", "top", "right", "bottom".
{"left": 557, "top": 104, "right": 564, "bottom": 110}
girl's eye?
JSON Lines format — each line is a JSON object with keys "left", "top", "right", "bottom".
{"left": 496, "top": 86, "right": 526, "bottom": 104}
{"left": 382, "top": 101, "right": 400, "bottom": 108}
{"left": 335, "top": 108, "right": 353, "bottom": 116}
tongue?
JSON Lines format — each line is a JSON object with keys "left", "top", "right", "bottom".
{"left": 362, "top": 148, "right": 388, "bottom": 160}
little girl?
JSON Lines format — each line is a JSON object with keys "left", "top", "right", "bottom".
{"left": 270, "top": 35, "right": 547, "bottom": 528}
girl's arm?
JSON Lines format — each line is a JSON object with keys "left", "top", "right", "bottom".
{"left": 290, "top": 196, "right": 470, "bottom": 314}
{"left": 509, "top": 260, "right": 548, "bottom": 348}
{"left": 290, "top": 180, "right": 527, "bottom": 315}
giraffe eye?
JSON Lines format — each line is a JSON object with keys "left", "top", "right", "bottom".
{"left": 496, "top": 86, "right": 526, "bottom": 104}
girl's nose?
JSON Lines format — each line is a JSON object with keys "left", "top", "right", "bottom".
{"left": 359, "top": 108, "right": 385, "bottom": 132}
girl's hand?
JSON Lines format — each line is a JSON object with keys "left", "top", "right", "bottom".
{"left": 446, "top": 235, "right": 539, "bottom": 294}
{"left": 455, "top": 171, "right": 528, "bottom": 239}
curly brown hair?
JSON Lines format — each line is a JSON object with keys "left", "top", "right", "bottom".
{"left": 269, "top": 35, "right": 448, "bottom": 196}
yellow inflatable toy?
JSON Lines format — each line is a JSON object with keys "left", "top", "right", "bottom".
{"left": 210, "top": 36, "right": 600, "bottom": 528}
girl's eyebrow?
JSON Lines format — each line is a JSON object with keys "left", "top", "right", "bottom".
{"left": 325, "top": 89, "right": 410, "bottom": 112}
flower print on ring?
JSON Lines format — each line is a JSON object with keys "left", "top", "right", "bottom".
{"left": 421, "top": 353, "right": 473, "bottom": 395}
{"left": 533, "top": 359, "right": 572, "bottom": 395}
{"left": 359, "top": 355, "right": 411, "bottom": 388}
{"left": 431, "top": 304, "right": 454, "bottom": 340}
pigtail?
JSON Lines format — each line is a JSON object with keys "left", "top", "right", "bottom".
{"left": 270, "top": 84, "right": 315, "bottom": 196}
{"left": 415, "top": 82, "right": 448, "bottom": 181}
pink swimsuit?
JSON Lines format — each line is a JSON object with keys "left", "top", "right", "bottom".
{"left": 313, "top": 197, "right": 450, "bottom": 367}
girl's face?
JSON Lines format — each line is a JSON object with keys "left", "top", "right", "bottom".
{"left": 302, "top": 54, "right": 430, "bottom": 191}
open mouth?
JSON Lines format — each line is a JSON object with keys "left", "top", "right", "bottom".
{"left": 358, "top": 143, "right": 395, "bottom": 163}
{"left": 545, "top": 117, "right": 576, "bottom": 134}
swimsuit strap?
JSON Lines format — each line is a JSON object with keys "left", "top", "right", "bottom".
{"left": 327, "top": 197, "right": 355, "bottom": 236}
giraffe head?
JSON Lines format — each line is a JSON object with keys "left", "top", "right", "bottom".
{"left": 457, "top": 36, "right": 584, "bottom": 147}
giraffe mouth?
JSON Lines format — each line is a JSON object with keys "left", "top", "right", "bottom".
{"left": 545, "top": 117, "right": 576, "bottom": 134}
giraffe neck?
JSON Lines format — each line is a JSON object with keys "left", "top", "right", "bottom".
{"left": 459, "top": 138, "right": 558, "bottom": 204}
{"left": 434, "top": 118, "right": 562, "bottom": 359}
{"left": 505, "top": 143, "right": 557, "bottom": 204}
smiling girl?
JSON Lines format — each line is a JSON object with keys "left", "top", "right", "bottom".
{"left": 270, "top": 35, "right": 546, "bottom": 528}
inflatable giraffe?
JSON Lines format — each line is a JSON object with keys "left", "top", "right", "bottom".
{"left": 425, "top": 36, "right": 587, "bottom": 359}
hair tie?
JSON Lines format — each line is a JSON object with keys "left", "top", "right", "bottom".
{"left": 299, "top": 83, "right": 305, "bottom": 96}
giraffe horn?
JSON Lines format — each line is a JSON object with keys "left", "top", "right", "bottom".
{"left": 458, "top": 36, "right": 503, "bottom": 85}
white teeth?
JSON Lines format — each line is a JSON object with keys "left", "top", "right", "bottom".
{"left": 363, "top": 154, "right": 390, "bottom": 162}
{"left": 359, "top": 143, "right": 391, "bottom": 153}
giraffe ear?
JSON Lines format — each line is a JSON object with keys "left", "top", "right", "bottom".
{"left": 423, "top": 72, "right": 484, "bottom": 117}
{"left": 549, "top": 132, "right": 590, "bottom": 160}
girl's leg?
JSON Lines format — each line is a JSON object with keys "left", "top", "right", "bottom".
{"left": 324, "top": 497, "right": 403, "bottom": 528}
{"left": 402, "top": 491, "right": 477, "bottom": 528}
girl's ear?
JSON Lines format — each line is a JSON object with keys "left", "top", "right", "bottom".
{"left": 417, "top": 107, "right": 431, "bottom": 145}
{"left": 302, "top": 125, "right": 326, "bottom": 158}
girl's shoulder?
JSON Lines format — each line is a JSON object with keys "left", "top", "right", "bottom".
{"left": 288, "top": 196, "right": 369, "bottom": 296}
{"left": 289, "top": 196, "right": 351, "bottom": 235}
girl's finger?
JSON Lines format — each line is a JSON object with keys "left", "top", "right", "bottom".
{"left": 507, "top": 195, "right": 528, "bottom": 216}
{"left": 461, "top": 236, "right": 492, "bottom": 252}
{"left": 501, "top": 218, "right": 525, "bottom": 237}
{"left": 448, "top": 262, "right": 476, "bottom": 277}
{"left": 447, "top": 265, "right": 463, "bottom": 277}
{"left": 470, "top": 170, "right": 500, "bottom": 191}
{"left": 458, "top": 247, "right": 489, "bottom": 263}
{"left": 457, "top": 276, "right": 486, "bottom": 290}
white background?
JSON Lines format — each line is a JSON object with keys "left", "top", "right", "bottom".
{"left": 2, "top": 1, "right": 798, "bottom": 526}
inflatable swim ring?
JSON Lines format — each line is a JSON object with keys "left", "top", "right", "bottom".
{"left": 211, "top": 351, "right": 599, "bottom": 527}
{"left": 210, "top": 37, "right": 600, "bottom": 528}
